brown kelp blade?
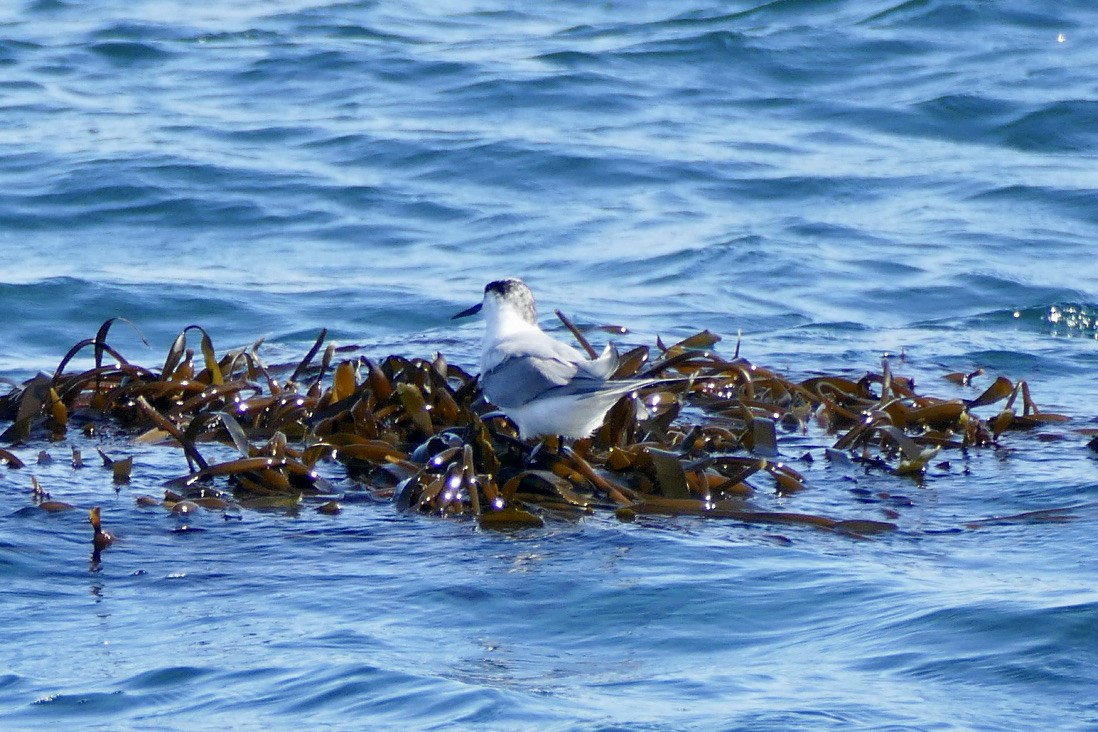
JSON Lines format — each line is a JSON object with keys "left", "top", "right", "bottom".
{"left": 53, "top": 334, "right": 138, "bottom": 384}
{"left": 965, "top": 376, "right": 1014, "bottom": 409}
{"left": 0, "top": 448, "right": 26, "bottom": 468}
{"left": 112, "top": 456, "right": 134, "bottom": 484}
{"left": 622, "top": 498, "right": 896, "bottom": 536}
{"left": 965, "top": 506, "right": 1080, "bottom": 529}
{"left": 554, "top": 309, "right": 597, "bottom": 359}
{"left": 646, "top": 448, "right": 691, "bottom": 499}
{"left": 214, "top": 410, "right": 256, "bottom": 458}
{"left": 187, "top": 325, "right": 224, "bottom": 385}
{"left": 39, "top": 500, "right": 75, "bottom": 512}
{"left": 136, "top": 396, "right": 208, "bottom": 471}
{"left": 660, "top": 330, "right": 721, "bottom": 357}
{"left": 944, "top": 368, "right": 984, "bottom": 386}
{"left": 0, "top": 374, "right": 51, "bottom": 443}
{"left": 289, "top": 328, "right": 328, "bottom": 384}
{"left": 396, "top": 383, "right": 434, "bottom": 436}
{"left": 478, "top": 505, "right": 545, "bottom": 530}
{"left": 91, "top": 317, "right": 147, "bottom": 380}
{"left": 90, "top": 506, "right": 115, "bottom": 553}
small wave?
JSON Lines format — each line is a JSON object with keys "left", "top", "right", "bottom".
{"left": 628, "top": 28, "right": 748, "bottom": 54}
{"left": 295, "top": 23, "right": 414, "bottom": 43}
{"left": 451, "top": 72, "right": 643, "bottom": 117}
{"left": 880, "top": 599, "right": 1098, "bottom": 689}
{"left": 88, "top": 41, "right": 171, "bottom": 63}
{"left": 864, "top": 0, "right": 985, "bottom": 28}
{"left": 0, "top": 40, "right": 41, "bottom": 66}
{"left": 967, "top": 184, "right": 1098, "bottom": 227}
{"left": 122, "top": 666, "right": 215, "bottom": 690}
{"left": 999, "top": 100, "right": 1098, "bottom": 153}
{"left": 913, "top": 93, "right": 1020, "bottom": 141}
{"left": 868, "top": 0, "right": 1085, "bottom": 31}
{"left": 25, "top": 0, "right": 72, "bottom": 12}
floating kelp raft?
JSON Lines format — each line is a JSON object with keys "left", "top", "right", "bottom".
{"left": 0, "top": 318, "right": 1083, "bottom": 555}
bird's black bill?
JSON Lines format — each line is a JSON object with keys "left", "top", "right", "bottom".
{"left": 452, "top": 302, "right": 483, "bottom": 319}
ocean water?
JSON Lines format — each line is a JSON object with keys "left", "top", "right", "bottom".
{"left": 2, "top": 0, "right": 1098, "bottom": 729}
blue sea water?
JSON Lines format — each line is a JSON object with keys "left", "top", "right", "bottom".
{"left": 2, "top": 0, "right": 1098, "bottom": 729}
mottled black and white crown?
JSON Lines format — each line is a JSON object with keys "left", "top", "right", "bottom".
{"left": 485, "top": 278, "right": 537, "bottom": 325}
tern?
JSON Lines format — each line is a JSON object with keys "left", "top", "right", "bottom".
{"left": 453, "top": 278, "right": 653, "bottom": 439}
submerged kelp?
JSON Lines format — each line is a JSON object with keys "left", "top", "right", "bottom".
{"left": 0, "top": 319, "right": 1078, "bottom": 545}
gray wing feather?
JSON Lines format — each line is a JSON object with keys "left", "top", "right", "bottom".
{"left": 482, "top": 343, "right": 621, "bottom": 409}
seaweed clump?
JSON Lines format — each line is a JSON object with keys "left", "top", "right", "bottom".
{"left": 0, "top": 319, "right": 1074, "bottom": 538}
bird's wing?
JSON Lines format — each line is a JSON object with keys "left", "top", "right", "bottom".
{"left": 481, "top": 332, "right": 624, "bottom": 408}
{"left": 481, "top": 351, "right": 581, "bottom": 408}
{"left": 587, "top": 341, "right": 620, "bottom": 379}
